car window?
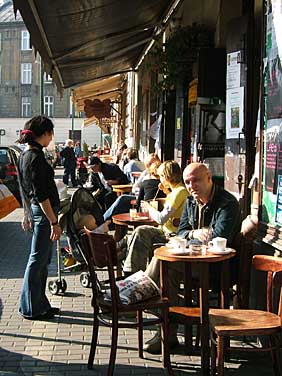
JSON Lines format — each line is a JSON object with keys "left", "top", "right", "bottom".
{"left": 0, "top": 150, "right": 9, "bottom": 164}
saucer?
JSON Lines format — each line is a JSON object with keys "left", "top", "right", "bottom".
{"left": 132, "top": 216, "right": 149, "bottom": 221}
{"left": 168, "top": 248, "right": 190, "bottom": 255}
{"left": 208, "top": 247, "right": 233, "bottom": 255}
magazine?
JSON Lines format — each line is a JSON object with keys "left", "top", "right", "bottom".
{"left": 105, "top": 270, "right": 160, "bottom": 304}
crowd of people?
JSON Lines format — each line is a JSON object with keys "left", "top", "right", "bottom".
{"left": 16, "top": 115, "right": 242, "bottom": 358}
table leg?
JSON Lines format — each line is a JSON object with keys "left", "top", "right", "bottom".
{"left": 113, "top": 224, "right": 125, "bottom": 242}
{"left": 221, "top": 260, "right": 230, "bottom": 360}
{"left": 199, "top": 263, "right": 210, "bottom": 376}
{"left": 184, "top": 263, "right": 193, "bottom": 352}
{"left": 220, "top": 260, "right": 230, "bottom": 309}
{"left": 159, "top": 260, "right": 169, "bottom": 298}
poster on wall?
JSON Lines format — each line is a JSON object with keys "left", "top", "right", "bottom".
{"left": 261, "top": 1, "right": 282, "bottom": 224}
{"left": 266, "top": 0, "right": 282, "bottom": 119}
{"left": 265, "top": 123, "right": 278, "bottom": 192}
{"left": 226, "top": 51, "right": 241, "bottom": 89}
{"left": 262, "top": 119, "right": 280, "bottom": 224}
{"left": 226, "top": 87, "right": 244, "bottom": 139}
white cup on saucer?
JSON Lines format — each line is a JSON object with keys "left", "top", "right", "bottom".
{"left": 208, "top": 237, "right": 227, "bottom": 252}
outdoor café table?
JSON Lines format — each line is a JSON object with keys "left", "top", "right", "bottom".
{"left": 112, "top": 212, "right": 158, "bottom": 242}
{"left": 154, "top": 246, "right": 236, "bottom": 376}
{"left": 112, "top": 184, "right": 133, "bottom": 196}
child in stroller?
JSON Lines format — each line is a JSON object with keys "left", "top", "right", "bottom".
{"left": 76, "top": 214, "right": 110, "bottom": 235}
{"left": 49, "top": 188, "right": 106, "bottom": 293}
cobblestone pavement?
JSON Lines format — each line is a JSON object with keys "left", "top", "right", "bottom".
{"left": 0, "top": 175, "right": 275, "bottom": 375}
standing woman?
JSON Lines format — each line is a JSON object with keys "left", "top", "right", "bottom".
{"left": 17, "top": 116, "right": 62, "bottom": 320}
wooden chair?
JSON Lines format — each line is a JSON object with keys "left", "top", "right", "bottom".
{"left": 79, "top": 232, "right": 172, "bottom": 376}
{"left": 209, "top": 255, "right": 282, "bottom": 376}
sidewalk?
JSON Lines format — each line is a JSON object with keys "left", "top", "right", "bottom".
{"left": 0, "top": 206, "right": 273, "bottom": 375}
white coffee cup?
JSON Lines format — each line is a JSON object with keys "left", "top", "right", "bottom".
{"left": 177, "top": 238, "right": 187, "bottom": 252}
{"left": 208, "top": 237, "right": 227, "bottom": 251}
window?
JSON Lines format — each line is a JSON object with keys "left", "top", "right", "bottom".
{"left": 21, "top": 63, "right": 32, "bottom": 84}
{"left": 21, "top": 30, "right": 31, "bottom": 50}
{"left": 44, "top": 96, "right": 54, "bottom": 117}
{"left": 44, "top": 72, "right": 52, "bottom": 83}
{"left": 21, "top": 97, "right": 31, "bottom": 117}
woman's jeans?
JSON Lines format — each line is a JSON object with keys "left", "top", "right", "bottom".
{"left": 19, "top": 204, "right": 58, "bottom": 318}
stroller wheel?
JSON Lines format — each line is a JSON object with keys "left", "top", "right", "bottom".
{"left": 48, "top": 280, "right": 60, "bottom": 295}
{"left": 60, "top": 278, "right": 67, "bottom": 293}
{"left": 80, "top": 272, "right": 91, "bottom": 288}
{"left": 48, "top": 278, "right": 67, "bottom": 295}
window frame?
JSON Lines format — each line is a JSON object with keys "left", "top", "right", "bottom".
{"left": 21, "top": 63, "right": 32, "bottom": 84}
{"left": 21, "top": 30, "right": 32, "bottom": 51}
{"left": 44, "top": 95, "right": 54, "bottom": 117}
{"left": 21, "top": 96, "right": 31, "bottom": 117}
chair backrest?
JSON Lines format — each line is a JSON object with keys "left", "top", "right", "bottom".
{"left": 253, "top": 255, "right": 282, "bottom": 315}
{"left": 80, "top": 232, "right": 121, "bottom": 306}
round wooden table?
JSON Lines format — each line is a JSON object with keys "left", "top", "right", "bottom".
{"left": 112, "top": 212, "right": 158, "bottom": 241}
{"left": 112, "top": 184, "right": 133, "bottom": 196}
{"left": 154, "top": 246, "right": 236, "bottom": 376}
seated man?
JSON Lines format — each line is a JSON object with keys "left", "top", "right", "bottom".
{"left": 144, "top": 162, "right": 242, "bottom": 354}
{"left": 122, "top": 160, "right": 188, "bottom": 275}
{"left": 88, "top": 156, "right": 129, "bottom": 210}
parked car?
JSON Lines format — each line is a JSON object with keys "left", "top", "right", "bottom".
{"left": 0, "top": 145, "right": 22, "bottom": 204}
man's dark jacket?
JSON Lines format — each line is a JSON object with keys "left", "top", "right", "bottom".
{"left": 177, "top": 184, "right": 242, "bottom": 247}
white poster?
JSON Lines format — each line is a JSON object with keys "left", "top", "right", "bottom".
{"left": 226, "top": 51, "right": 241, "bottom": 89}
{"left": 226, "top": 87, "right": 244, "bottom": 139}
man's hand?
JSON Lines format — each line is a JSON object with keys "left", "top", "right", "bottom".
{"left": 192, "top": 228, "right": 210, "bottom": 242}
{"left": 106, "top": 179, "right": 117, "bottom": 186}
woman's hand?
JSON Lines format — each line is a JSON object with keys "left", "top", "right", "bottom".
{"left": 50, "top": 223, "right": 62, "bottom": 241}
{"left": 158, "top": 182, "right": 170, "bottom": 195}
{"left": 21, "top": 217, "right": 32, "bottom": 231}
{"left": 140, "top": 200, "right": 150, "bottom": 211}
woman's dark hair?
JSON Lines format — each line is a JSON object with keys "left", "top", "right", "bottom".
{"left": 16, "top": 115, "right": 54, "bottom": 145}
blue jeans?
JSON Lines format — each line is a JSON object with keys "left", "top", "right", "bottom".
{"left": 19, "top": 204, "right": 58, "bottom": 318}
{"left": 103, "top": 194, "right": 135, "bottom": 221}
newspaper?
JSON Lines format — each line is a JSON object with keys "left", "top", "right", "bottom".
{"left": 105, "top": 270, "right": 160, "bottom": 304}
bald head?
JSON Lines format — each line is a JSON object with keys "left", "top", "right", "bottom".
{"left": 183, "top": 163, "right": 210, "bottom": 177}
{"left": 183, "top": 163, "right": 213, "bottom": 203}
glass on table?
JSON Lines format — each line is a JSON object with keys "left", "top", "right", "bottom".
{"left": 129, "top": 208, "right": 137, "bottom": 219}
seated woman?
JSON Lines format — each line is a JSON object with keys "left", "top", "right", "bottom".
{"left": 103, "top": 153, "right": 163, "bottom": 221}
{"left": 135, "top": 161, "right": 165, "bottom": 210}
{"left": 123, "top": 148, "right": 145, "bottom": 182}
{"left": 123, "top": 160, "right": 188, "bottom": 276}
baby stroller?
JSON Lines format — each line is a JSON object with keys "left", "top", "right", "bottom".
{"left": 76, "top": 157, "right": 89, "bottom": 186}
{"left": 48, "top": 187, "right": 105, "bottom": 294}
